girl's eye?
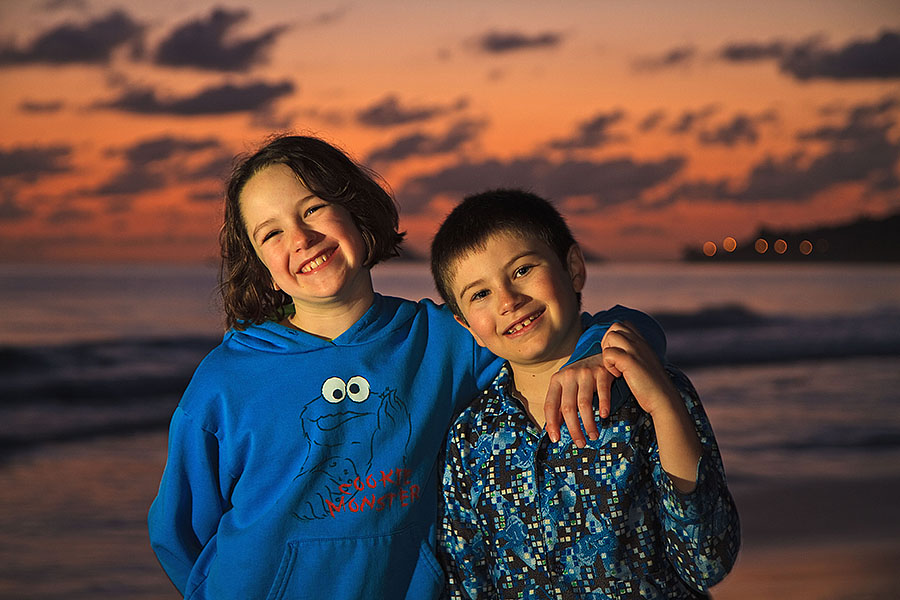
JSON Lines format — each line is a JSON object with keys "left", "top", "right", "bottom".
{"left": 261, "top": 230, "right": 281, "bottom": 243}
{"left": 304, "top": 203, "right": 327, "bottom": 218}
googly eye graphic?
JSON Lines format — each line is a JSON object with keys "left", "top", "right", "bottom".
{"left": 346, "top": 376, "right": 371, "bottom": 402}
{"left": 322, "top": 377, "right": 346, "bottom": 403}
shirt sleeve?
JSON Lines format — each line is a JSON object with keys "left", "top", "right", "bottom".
{"left": 650, "top": 367, "right": 741, "bottom": 591}
{"left": 437, "top": 416, "right": 497, "bottom": 600}
{"left": 566, "top": 305, "right": 667, "bottom": 367}
{"left": 147, "top": 406, "right": 232, "bottom": 595}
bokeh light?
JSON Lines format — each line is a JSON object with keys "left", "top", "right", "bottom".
{"left": 774, "top": 239, "right": 788, "bottom": 254}
{"left": 755, "top": 238, "right": 769, "bottom": 254}
{"left": 703, "top": 241, "right": 717, "bottom": 257}
{"left": 800, "top": 240, "right": 813, "bottom": 255}
{"left": 723, "top": 236, "right": 737, "bottom": 252}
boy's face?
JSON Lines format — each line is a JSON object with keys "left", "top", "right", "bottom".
{"left": 449, "top": 232, "right": 586, "bottom": 369}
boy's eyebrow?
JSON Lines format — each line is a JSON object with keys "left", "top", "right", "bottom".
{"left": 455, "top": 249, "right": 541, "bottom": 301}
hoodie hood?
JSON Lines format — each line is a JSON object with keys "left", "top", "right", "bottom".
{"left": 225, "top": 293, "right": 419, "bottom": 354}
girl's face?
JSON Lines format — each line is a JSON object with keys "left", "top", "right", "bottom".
{"left": 240, "top": 163, "right": 371, "bottom": 310}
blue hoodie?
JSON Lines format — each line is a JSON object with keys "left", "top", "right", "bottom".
{"left": 148, "top": 295, "right": 664, "bottom": 599}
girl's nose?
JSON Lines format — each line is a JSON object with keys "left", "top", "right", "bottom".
{"left": 292, "top": 225, "right": 320, "bottom": 250}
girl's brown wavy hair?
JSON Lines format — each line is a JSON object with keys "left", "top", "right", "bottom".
{"left": 219, "top": 134, "right": 405, "bottom": 330}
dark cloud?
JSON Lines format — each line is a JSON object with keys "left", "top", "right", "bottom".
{"left": 698, "top": 111, "right": 776, "bottom": 146}
{"left": 366, "top": 119, "right": 486, "bottom": 164}
{"left": 92, "top": 135, "right": 230, "bottom": 197}
{"left": 477, "top": 30, "right": 564, "bottom": 53}
{"left": 398, "top": 154, "right": 684, "bottom": 213}
{"left": 670, "top": 105, "right": 718, "bottom": 134}
{"left": 119, "top": 135, "right": 222, "bottom": 164}
{"left": 638, "top": 110, "right": 665, "bottom": 132}
{"left": 93, "top": 165, "right": 165, "bottom": 196}
{"left": 154, "top": 7, "right": 288, "bottom": 72}
{"left": 0, "top": 145, "right": 72, "bottom": 181}
{"left": 718, "top": 40, "right": 787, "bottom": 62}
{"left": 0, "top": 191, "right": 32, "bottom": 221}
{"left": 0, "top": 11, "right": 144, "bottom": 66}
{"left": 780, "top": 30, "right": 900, "bottom": 80}
{"left": 19, "top": 100, "right": 65, "bottom": 113}
{"left": 47, "top": 206, "right": 93, "bottom": 224}
{"left": 96, "top": 80, "right": 295, "bottom": 115}
{"left": 549, "top": 110, "right": 626, "bottom": 150}
{"left": 357, "top": 95, "right": 468, "bottom": 127}
{"left": 633, "top": 46, "right": 696, "bottom": 70}
{"left": 718, "top": 31, "right": 900, "bottom": 80}
{"left": 671, "top": 97, "right": 900, "bottom": 204}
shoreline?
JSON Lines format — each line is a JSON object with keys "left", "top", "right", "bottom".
{"left": 1, "top": 431, "right": 899, "bottom": 598}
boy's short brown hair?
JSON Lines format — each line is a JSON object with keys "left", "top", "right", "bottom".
{"left": 430, "top": 188, "right": 579, "bottom": 319}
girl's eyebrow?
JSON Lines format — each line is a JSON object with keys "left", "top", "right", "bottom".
{"left": 250, "top": 193, "right": 317, "bottom": 240}
{"left": 251, "top": 218, "right": 277, "bottom": 241}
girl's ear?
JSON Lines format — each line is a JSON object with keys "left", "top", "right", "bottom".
{"left": 272, "top": 279, "right": 281, "bottom": 292}
{"left": 566, "top": 243, "right": 587, "bottom": 293}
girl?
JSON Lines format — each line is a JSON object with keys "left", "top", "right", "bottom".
{"left": 148, "top": 134, "right": 665, "bottom": 599}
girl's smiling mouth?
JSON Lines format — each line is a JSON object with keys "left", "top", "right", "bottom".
{"left": 504, "top": 309, "right": 544, "bottom": 335}
{"left": 299, "top": 248, "right": 336, "bottom": 273}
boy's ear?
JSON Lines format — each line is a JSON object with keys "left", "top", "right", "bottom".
{"left": 453, "top": 313, "right": 487, "bottom": 348}
{"left": 566, "top": 243, "right": 586, "bottom": 293}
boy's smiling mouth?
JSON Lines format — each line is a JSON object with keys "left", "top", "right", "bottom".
{"left": 504, "top": 309, "right": 544, "bottom": 335}
{"left": 299, "top": 248, "right": 336, "bottom": 273}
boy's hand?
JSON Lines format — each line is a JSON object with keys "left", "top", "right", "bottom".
{"left": 599, "top": 321, "right": 680, "bottom": 417}
{"left": 544, "top": 354, "right": 614, "bottom": 448}
{"left": 601, "top": 321, "right": 702, "bottom": 490}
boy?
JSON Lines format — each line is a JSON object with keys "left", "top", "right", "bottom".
{"left": 430, "top": 189, "right": 740, "bottom": 599}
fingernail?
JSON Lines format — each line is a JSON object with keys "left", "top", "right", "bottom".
{"left": 575, "top": 440, "right": 586, "bottom": 449}
{"left": 589, "top": 433, "right": 599, "bottom": 441}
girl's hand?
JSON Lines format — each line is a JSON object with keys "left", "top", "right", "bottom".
{"left": 544, "top": 354, "right": 614, "bottom": 448}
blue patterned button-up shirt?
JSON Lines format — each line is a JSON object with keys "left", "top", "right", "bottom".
{"left": 438, "top": 364, "right": 740, "bottom": 599}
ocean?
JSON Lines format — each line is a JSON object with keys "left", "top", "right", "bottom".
{"left": 1, "top": 261, "right": 900, "bottom": 598}
{"left": 2, "top": 261, "right": 900, "bottom": 479}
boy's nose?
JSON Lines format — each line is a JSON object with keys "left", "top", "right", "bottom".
{"left": 498, "top": 285, "right": 526, "bottom": 313}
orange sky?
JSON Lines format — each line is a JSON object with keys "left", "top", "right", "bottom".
{"left": 1, "top": 0, "right": 898, "bottom": 262}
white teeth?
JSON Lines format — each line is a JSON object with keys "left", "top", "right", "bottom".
{"left": 506, "top": 316, "right": 535, "bottom": 334}
{"left": 300, "top": 251, "right": 331, "bottom": 273}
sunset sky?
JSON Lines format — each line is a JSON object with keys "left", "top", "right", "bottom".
{"left": 1, "top": 0, "right": 898, "bottom": 262}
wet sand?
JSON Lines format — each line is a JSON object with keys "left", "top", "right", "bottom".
{"left": 1, "top": 431, "right": 898, "bottom": 599}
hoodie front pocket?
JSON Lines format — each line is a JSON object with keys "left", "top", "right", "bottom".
{"left": 263, "top": 527, "right": 443, "bottom": 600}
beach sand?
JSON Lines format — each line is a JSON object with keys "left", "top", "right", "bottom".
{"left": 1, "top": 431, "right": 898, "bottom": 599}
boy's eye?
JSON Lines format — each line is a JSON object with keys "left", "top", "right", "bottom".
{"left": 470, "top": 289, "right": 489, "bottom": 302}
{"left": 514, "top": 264, "right": 533, "bottom": 277}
